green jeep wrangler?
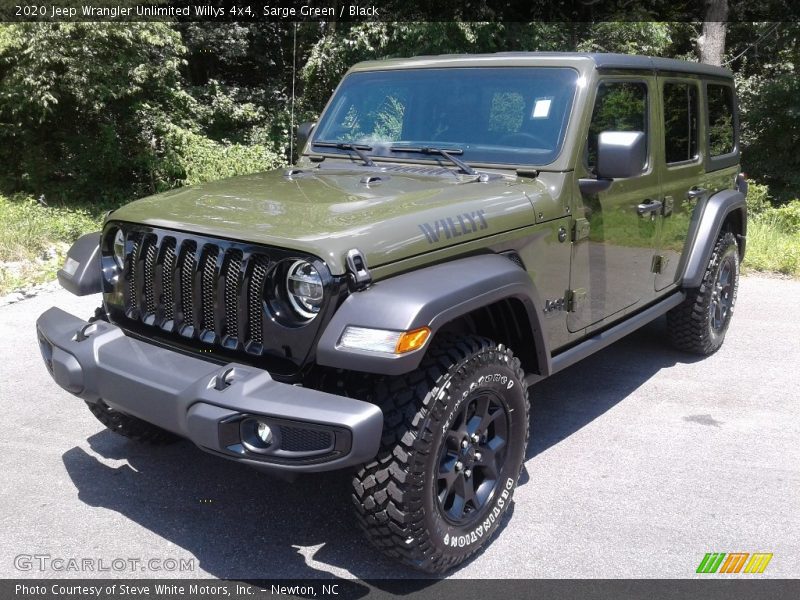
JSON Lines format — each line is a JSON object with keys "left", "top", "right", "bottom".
{"left": 37, "top": 53, "right": 746, "bottom": 573}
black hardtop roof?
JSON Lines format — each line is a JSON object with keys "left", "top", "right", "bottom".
{"left": 577, "top": 52, "right": 731, "bottom": 78}
{"left": 371, "top": 52, "right": 733, "bottom": 79}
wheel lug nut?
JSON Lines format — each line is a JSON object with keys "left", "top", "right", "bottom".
{"left": 461, "top": 439, "right": 469, "bottom": 449}
{"left": 464, "top": 469, "right": 472, "bottom": 478}
{"left": 455, "top": 461, "right": 463, "bottom": 471}
{"left": 470, "top": 434, "right": 480, "bottom": 443}
{"left": 475, "top": 452, "right": 482, "bottom": 461}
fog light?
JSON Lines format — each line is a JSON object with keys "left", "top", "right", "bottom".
{"left": 256, "top": 421, "right": 274, "bottom": 446}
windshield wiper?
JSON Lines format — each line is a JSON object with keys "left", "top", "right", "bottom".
{"left": 312, "top": 141, "right": 375, "bottom": 167}
{"left": 389, "top": 146, "right": 477, "bottom": 175}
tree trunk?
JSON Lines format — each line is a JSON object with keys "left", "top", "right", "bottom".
{"left": 698, "top": 0, "right": 728, "bottom": 66}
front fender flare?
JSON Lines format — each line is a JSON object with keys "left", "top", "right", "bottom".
{"left": 682, "top": 189, "right": 747, "bottom": 289}
{"left": 316, "top": 253, "right": 549, "bottom": 376}
{"left": 57, "top": 232, "right": 102, "bottom": 296}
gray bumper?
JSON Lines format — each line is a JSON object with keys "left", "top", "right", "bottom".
{"left": 35, "top": 307, "right": 383, "bottom": 473}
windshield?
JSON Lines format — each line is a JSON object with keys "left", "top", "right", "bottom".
{"left": 312, "top": 67, "right": 579, "bottom": 167}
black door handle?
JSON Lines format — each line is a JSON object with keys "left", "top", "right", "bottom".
{"left": 686, "top": 187, "right": 708, "bottom": 200}
{"left": 637, "top": 200, "right": 662, "bottom": 216}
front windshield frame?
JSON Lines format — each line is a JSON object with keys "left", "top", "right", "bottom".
{"left": 308, "top": 66, "right": 580, "bottom": 169}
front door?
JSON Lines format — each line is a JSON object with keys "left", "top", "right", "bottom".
{"left": 568, "top": 77, "right": 662, "bottom": 332}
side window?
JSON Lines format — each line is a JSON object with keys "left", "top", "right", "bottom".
{"left": 707, "top": 84, "right": 735, "bottom": 156}
{"left": 663, "top": 82, "right": 699, "bottom": 164}
{"left": 587, "top": 81, "right": 648, "bottom": 170}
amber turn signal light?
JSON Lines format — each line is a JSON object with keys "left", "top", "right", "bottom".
{"left": 395, "top": 327, "right": 431, "bottom": 354}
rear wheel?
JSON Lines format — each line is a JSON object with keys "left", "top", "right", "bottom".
{"left": 351, "top": 335, "right": 529, "bottom": 573}
{"left": 85, "top": 400, "right": 179, "bottom": 445}
{"left": 667, "top": 231, "right": 740, "bottom": 355}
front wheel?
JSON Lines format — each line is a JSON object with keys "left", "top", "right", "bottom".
{"left": 667, "top": 231, "right": 740, "bottom": 355}
{"left": 351, "top": 335, "right": 529, "bottom": 573}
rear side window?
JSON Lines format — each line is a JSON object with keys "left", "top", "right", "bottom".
{"left": 663, "top": 82, "right": 699, "bottom": 164}
{"left": 587, "top": 81, "right": 648, "bottom": 170}
{"left": 707, "top": 84, "right": 735, "bottom": 156}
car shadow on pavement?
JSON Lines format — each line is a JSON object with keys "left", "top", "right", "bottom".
{"left": 62, "top": 435, "right": 429, "bottom": 586}
{"left": 61, "top": 316, "right": 691, "bottom": 582}
{"left": 61, "top": 431, "right": 512, "bottom": 584}
{"left": 524, "top": 316, "right": 703, "bottom": 463}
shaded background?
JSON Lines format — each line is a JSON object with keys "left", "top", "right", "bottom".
{"left": 1, "top": 20, "right": 799, "bottom": 204}
{"left": 1, "top": 18, "right": 799, "bottom": 294}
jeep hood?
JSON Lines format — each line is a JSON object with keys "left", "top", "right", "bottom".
{"left": 110, "top": 166, "right": 546, "bottom": 275}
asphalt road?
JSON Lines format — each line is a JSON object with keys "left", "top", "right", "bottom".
{"left": 1, "top": 275, "right": 798, "bottom": 580}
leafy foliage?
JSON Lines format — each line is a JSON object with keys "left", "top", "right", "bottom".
{"left": 0, "top": 194, "right": 102, "bottom": 294}
{"left": 157, "top": 124, "right": 282, "bottom": 188}
{"left": 1, "top": 20, "right": 800, "bottom": 288}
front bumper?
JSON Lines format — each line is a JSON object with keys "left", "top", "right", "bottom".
{"left": 35, "top": 307, "right": 383, "bottom": 473}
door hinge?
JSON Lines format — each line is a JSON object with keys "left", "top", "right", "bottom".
{"left": 572, "top": 218, "right": 590, "bottom": 242}
{"left": 662, "top": 195, "right": 674, "bottom": 217}
{"left": 565, "top": 288, "right": 586, "bottom": 313}
{"left": 651, "top": 255, "right": 669, "bottom": 274}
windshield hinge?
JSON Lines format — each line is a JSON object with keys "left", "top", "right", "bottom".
{"left": 346, "top": 248, "right": 372, "bottom": 290}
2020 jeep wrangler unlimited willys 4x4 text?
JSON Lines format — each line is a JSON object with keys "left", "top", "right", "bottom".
{"left": 37, "top": 53, "right": 747, "bottom": 573}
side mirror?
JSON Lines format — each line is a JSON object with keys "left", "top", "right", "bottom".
{"left": 296, "top": 122, "right": 315, "bottom": 153}
{"left": 596, "top": 131, "right": 646, "bottom": 179}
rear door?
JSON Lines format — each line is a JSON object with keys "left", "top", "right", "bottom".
{"left": 655, "top": 75, "right": 704, "bottom": 291}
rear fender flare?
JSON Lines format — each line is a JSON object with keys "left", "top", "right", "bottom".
{"left": 682, "top": 189, "right": 746, "bottom": 289}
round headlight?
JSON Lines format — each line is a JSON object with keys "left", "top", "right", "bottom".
{"left": 112, "top": 228, "right": 125, "bottom": 269}
{"left": 285, "top": 260, "right": 323, "bottom": 320}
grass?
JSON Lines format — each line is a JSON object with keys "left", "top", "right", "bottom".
{"left": 0, "top": 194, "right": 102, "bottom": 295}
{"left": 742, "top": 213, "right": 800, "bottom": 277}
{"left": 0, "top": 190, "right": 798, "bottom": 297}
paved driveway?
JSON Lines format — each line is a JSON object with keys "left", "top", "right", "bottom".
{"left": 1, "top": 275, "right": 798, "bottom": 579}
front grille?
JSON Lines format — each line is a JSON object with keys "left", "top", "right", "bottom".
{"left": 104, "top": 224, "right": 336, "bottom": 374}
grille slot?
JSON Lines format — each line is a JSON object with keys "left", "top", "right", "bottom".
{"left": 279, "top": 426, "right": 334, "bottom": 452}
{"left": 179, "top": 241, "right": 197, "bottom": 328}
{"left": 124, "top": 232, "right": 141, "bottom": 316}
{"left": 199, "top": 245, "right": 219, "bottom": 337}
{"left": 248, "top": 255, "right": 270, "bottom": 347}
{"left": 223, "top": 250, "right": 243, "bottom": 343}
{"left": 142, "top": 235, "right": 158, "bottom": 316}
{"left": 160, "top": 238, "right": 177, "bottom": 323}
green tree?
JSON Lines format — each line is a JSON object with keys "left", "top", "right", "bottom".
{"left": 0, "top": 23, "right": 190, "bottom": 202}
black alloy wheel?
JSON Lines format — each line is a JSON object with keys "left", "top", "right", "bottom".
{"left": 437, "top": 390, "right": 509, "bottom": 525}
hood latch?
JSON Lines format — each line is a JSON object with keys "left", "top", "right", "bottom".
{"left": 346, "top": 248, "right": 372, "bottom": 291}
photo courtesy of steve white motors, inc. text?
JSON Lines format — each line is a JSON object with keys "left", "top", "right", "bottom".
{"left": 15, "top": 583, "right": 342, "bottom": 597}
{"left": 13, "top": 3, "right": 381, "bottom": 19}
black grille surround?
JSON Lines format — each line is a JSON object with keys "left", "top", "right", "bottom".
{"left": 101, "top": 222, "right": 345, "bottom": 380}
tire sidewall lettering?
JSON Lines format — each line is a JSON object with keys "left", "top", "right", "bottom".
{"left": 428, "top": 354, "right": 527, "bottom": 555}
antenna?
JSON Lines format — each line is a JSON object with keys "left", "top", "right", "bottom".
{"left": 289, "top": 22, "right": 297, "bottom": 164}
